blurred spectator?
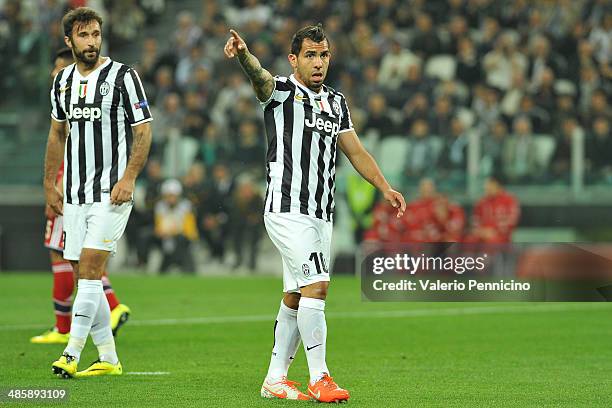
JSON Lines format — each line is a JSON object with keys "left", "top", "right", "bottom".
{"left": 444, "top": 14, "right": 469, "bottom": 54}
{"left": 464, "top": 176, "right": 520, "bottom": 243}
{"left": 481, "top": 119, "right": 509, "bottom": 175}
{"left": 130, "top": 158, "right": 164, "bottom": 267}
{"left": 108, "top": 0, "right": 145, "bottom": 49}
{"left": 226, "top": 0, "right": 271, "bottom": 32}
{"left": 411, "top": 12, "right": 442, "bottom": 59}
{"left": 175, "top": 45, "right": 210, "bottom": 88}
{"left": 552, "top": 94, "right": 578, "bottom": 134}
{"left": 586, "top": 116, "right": 612, "bottom": 183}
{"left": 196, "top": 123, "right": 229, "bottom": 170}
{"left": 154, "top": 179, "right": 198, "bottom": 273}
{"left": 582, "top": 89, "right": 612, "bottom": 128}
{"left": 152, "top": 93, "right": 184, "bottom": 149}
{"left": 363, "top": 198, "right": 405, "bottom": 243}
{"left": 429, "top": 95, "right": 455, "bottom": 137}
{"left": 405, "top": 119, "right": 438, "bottom": 180}
{"left": 551, "top": 117, "right": 585, "bottom": 182}
{"left": 363, "top": 93, "right": 398, "bottom": 139}
{"left": 403, "top": 178, "right": 441, "bottom": 243}
{"left": 137, "top": 38, "right": 161, "bottom": 85}
{"left": 438, "top": 117, "right": 469, "bottom": 182}
{"left": 456, "top": 36, "right": 482, "bottom": 86}
{"left": 230, "top": 175, "right": 264, "bottom": 271}
{"left": 232, "top": 120, "right": 265, "bottom": 171}
{"left": 182, "top": 162, "right": 207, "bottom": 209}
{"left": 182, "top": 91, "right": 210, "bottom": 139}
{"left": 377, "top": 39, "right": 420, "bottom": 90}
{"left": 211, "top": 73, "right": 253, "bottom": 128}
{"left": 577, "top": 65, "right": 602, "bottom": 113}
{"left": 588, "top": 12, "right": 612, "bottom": 66}
{"left": 198, "top": 163, "right": 234, "bottom": 263}
{"left": 151, "top": 66, "right": 179, "bottom": 109}
{"left": 502, "top": 116, "right": 540, "bottom": 183}
{"left": 514, "top": 94, "right": 550, "bottom": 134}
{"left": 531, "top": 67, "right": 558, "bottom": 114}
{"left": 402, "top": 92, "right": 430, "bottom": 131}
{"left": 526, "top": 34, "right": 566, "bottom": 87}
{"left": 482, "top": 31, "right": 527, "bottom": 91}
{"left": 432, "top": 194, "right": 466, "bottom": 242}
{"left": 173, "top": 11, "right": 202, "bottom": 58}
{"left": 473, "top": 85, "right": 502, "bottom": 133}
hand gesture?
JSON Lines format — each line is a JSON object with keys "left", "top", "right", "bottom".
{"left": 383, "top": 188, "right": 407, "bottom": 218}
{"left": 45, "top": 185, "right": 63, "bottom": 216}
{"left": 224, "top": 29, "right": 248, "bottom": 58}
{"left": 111, "top": 177, "right": 134, "bottom": 205}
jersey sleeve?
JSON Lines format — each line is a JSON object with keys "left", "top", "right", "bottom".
{"left": 50, "top": 72, "right": 66, "bottom": 122}
{"left": 121, "top": 68, "right": 153, "bottom": 126}
{"left": 260, "top": 76, "right": 292, "bottom": 107}
{"left": 338, "top": 92, "right": 354, "bottom": 133}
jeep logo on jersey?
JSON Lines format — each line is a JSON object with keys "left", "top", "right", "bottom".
{"left": 66, "top": 104, "right": 102, "bottom": 121}
{"left": 304, "top": 114, "right": 340, "bottom": 138}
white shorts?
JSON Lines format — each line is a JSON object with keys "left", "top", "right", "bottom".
{"left": 62, "top": 197, "right": 133, "bottom": 261}
{"left": 264, "top": 212, "right": 332, "bottom": 293}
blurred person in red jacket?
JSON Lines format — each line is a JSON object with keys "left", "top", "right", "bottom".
{"left": 464, "top": 175, "right": 520, "bottom": 243}
{"left": 403, "top": 178, "right": 441, "bottom": 243}
{"left": 363, "top": 199, "right": 405, "bottom": 243}
{"left": 432, "top": 195, "right": 466, "bottom": 242}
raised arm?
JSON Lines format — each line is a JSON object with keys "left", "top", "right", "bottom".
{"left": 44, "top": 119, "right": 68, "bottom": 215}
{"left": 224, "top": 29, "right": 275, "bottom": 102}
{"left": 338, "top": 130, "right": 406, "bottom": 217}
{"left": 111, "top": 122, "right": 152, "bottom": 205}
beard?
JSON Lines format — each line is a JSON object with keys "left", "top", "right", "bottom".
{"left": 73, "top": 46, "right": 99, "bottom": 67}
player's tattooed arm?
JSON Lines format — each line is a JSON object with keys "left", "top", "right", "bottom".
{"left": 44, "top": 119, "right": 68, "bottom": 215}
{"left": 224, "top": 29, "right": 274, "bottom": 102}
{"left": 111, "top": 122, "right": 152, "bottom": 205}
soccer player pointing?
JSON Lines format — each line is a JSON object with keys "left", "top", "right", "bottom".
{"left": 225, "top": 25, "right": 406, "bottom": 402}
{"left": 44, "top": 7, "right": 152, "bottom": 378}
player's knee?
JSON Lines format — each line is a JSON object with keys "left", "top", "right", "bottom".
{"left": 77, "top": 250, "right": 109, "bottom": 279}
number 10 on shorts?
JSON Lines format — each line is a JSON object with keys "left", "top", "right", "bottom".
{"left": 309, "top": 252, "right": 329, "bottom": 275}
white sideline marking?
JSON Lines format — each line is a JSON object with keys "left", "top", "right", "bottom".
{"left": 4, "top": 303, "right": 610, "bottom": 332}
{"left": 125, "top": 371, "right": 170, "bottom": 376}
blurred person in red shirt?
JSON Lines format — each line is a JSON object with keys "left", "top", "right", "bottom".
{"left": 464, "top": 176, "right": 520, "bottom": 243}
{"left": 432, "top": 195, "right": 466, "bottom": 242}
{"left": 403, "top": 178, "right": 440, "bottom": 243}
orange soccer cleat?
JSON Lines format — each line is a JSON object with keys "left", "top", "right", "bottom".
{"left": 307, "top": 374, "right": 350, "bottom": 403}
{"left": 260, "top": 376, "right": 310, "bottom": 400}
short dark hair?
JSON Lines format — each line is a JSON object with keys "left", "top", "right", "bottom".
{"left": 290, "top": 23, "right": 327, "bottom": 55}
{"left": 55, "top": 47, "right": 73, "bottom": 61}
{"left": 62, "top": 7, "right": 103, "bottom": 38}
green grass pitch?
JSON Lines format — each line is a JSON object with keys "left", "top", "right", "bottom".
{"left": 1, "top": 273, "right": 611, "bottom": 407}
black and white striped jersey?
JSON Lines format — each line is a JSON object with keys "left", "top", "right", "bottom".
{"left": 261, "top": 74, "right": 353, "bottom": 221}
{"left": 50, "top": 58, "right": 152, "bottom": 204}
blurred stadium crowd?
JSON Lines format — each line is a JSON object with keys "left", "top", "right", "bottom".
{"left": 0, "top": 0, "right": 610, "bottom": 271}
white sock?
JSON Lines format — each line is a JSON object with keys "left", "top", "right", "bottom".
{"left": 64, "top": 279, "right": 102, "bottom": 362}
{"left": 266, "top": 300, "right": 301, "bottom": 380}
{"left": 297, "top": 297, "right": 329, "bottom": 383}
{"left": 90, "top": 289, "right": 119, "bottom": 364}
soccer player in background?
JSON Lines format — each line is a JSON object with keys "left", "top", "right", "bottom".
{"left": 224, "top": 24, "right": 406, "bottom": 402}
{"left": 31, "top": 47, "right": 131, "bottom": 345}
{"left": 44, "top": 7, "right": 152, "bottom": 378}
